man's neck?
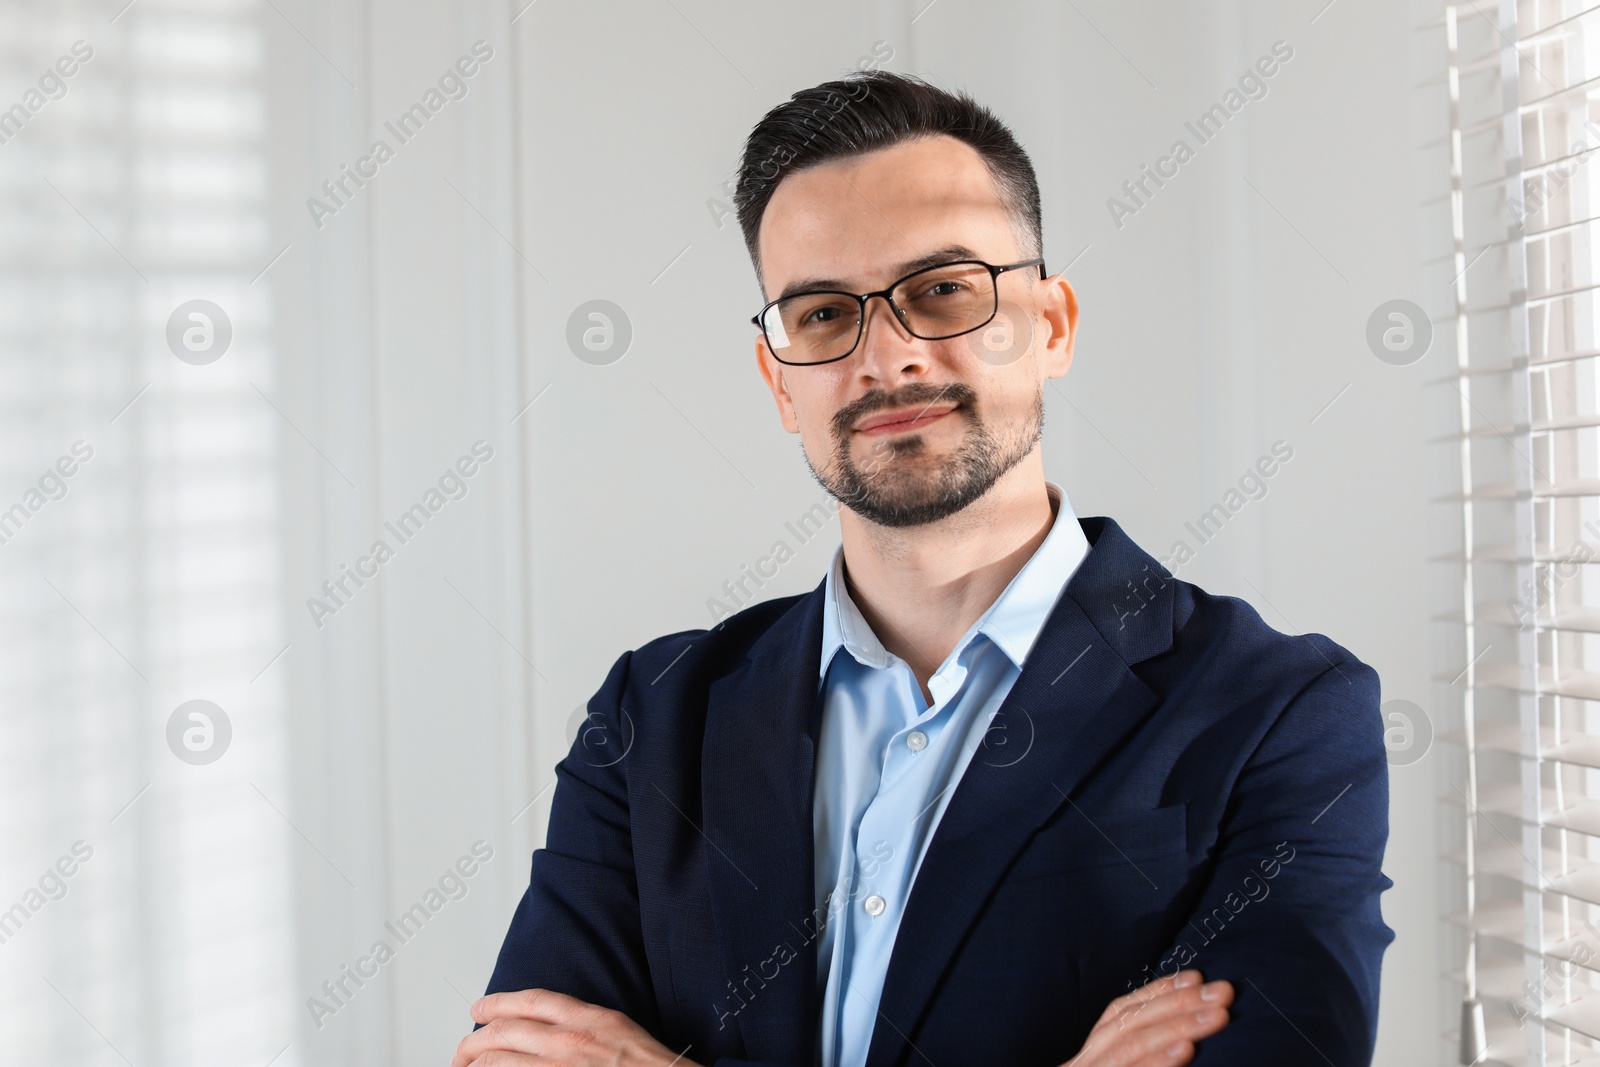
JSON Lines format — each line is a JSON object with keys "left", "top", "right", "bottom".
{"left": 838, "top": 463, "right": 1058, "bottom": 700}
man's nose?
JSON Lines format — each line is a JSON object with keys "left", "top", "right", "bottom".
{"left": 854, "top": 294, "right": 925, "bottom": 375}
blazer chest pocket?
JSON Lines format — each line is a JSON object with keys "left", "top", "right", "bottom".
{"left": 1006, "top": 801, "right": 1188, "bottom": 881}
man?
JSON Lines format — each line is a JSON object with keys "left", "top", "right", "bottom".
{"left": 455, "top": 70, "right": 1393, "bottom": 1067}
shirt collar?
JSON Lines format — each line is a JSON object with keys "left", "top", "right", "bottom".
{"left": 818, "top": 480, "right": 1090, "bottom": 684}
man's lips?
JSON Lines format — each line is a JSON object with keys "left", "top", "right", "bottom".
{"left": 854, "top": 403, "right": 959, "bottom": 435}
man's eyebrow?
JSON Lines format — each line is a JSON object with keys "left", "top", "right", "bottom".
{"left": 773, "top": 244, "right": 983, "bottom": 303}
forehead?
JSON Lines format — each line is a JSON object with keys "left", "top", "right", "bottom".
{"left": 756, "top": 134, "right": 1021, "bottom": 300}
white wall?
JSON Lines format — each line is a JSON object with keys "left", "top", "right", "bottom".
{"left": 508, "top": 1, "right": 1436, "bottom": 1062}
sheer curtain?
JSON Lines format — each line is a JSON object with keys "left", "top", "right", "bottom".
{"left": 0, "top": 1, "right": 532, "bottom": 1064}
{"left": 0, "top": 0, "right": 296, "bottom": 1063}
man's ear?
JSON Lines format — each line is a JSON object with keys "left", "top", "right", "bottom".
{"left": 1040, "top": 273, "right": 1078, "bottom": 381}
{"left": 756, "top": 337, "right": 801, "bottom": 433}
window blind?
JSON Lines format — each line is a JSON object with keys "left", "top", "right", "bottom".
{"left": 1434, "top": 1, "right": 1600, "bottom": 1064}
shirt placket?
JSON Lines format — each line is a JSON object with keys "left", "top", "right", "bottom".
{"left": 835, "top": 655, "right": 969, "bottom": 1061}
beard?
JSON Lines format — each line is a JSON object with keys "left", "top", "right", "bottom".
{"left": 802, "top": 380, "right": 1044, "bottom": 529}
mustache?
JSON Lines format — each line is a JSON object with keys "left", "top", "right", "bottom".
{"left": 834, "top": 382, "right": 976, "bottom": 436}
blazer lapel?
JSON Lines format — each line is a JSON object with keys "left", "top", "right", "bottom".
{"left": 701, "top": 580, "right": 829, "bottom": 1065}
{"left": 862, "top": 516, "right": 1176, "bottom": 1067}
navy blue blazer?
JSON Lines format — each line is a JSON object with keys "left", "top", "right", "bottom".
{"left": 484, "top": 514, "right": 1394, "bottom": 1066}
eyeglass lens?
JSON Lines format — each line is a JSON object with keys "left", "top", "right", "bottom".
{"left": 761, "top": 262, "right": 997, "bottom": 364}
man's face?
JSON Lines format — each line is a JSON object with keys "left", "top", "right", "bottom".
{"left": 754, "top": 134, "right": 1077, "bottom": 529}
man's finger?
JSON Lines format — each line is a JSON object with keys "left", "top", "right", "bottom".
{"left": 1100, "top": 979, "right": 1233, "bottom": 1036}
{"left": 1102, "top": 971, "right": 1211, "bottom": 1026}
{"left": 471, "top": 987, "right": 596, "bottom": 1025}
{"left": 1113, "top": 1000, "right": 1231, "bottom": 1067}
{"left": 451, "top": 1016, "right": 551, "bottom": 1067}
{"left": 1100, "top": 970, "right": 1201, "bottom": 1022}
{"left": 1074, "top": 1000, "right": 1230, "bottom": 1067}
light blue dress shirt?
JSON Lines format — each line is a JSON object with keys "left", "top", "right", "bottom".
{"left": 812, "top": 480, "right": 1091, "bottom": 1067}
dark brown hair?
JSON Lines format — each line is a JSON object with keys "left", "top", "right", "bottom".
{"left": 733, "top": 69, "right": 1043, "bottom": 293}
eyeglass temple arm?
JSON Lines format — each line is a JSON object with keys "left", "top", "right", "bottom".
{"left": 1010, "top": 258, "right": 1045, "bottom": 279}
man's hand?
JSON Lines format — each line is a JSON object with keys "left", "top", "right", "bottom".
{"left": 1062, "top": 970, "right": 1234, "bottom": 1066}
{"left": 451, "top": 987, "right": 702, "bottom": 1067}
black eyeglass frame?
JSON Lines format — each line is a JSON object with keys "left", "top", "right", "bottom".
{"left": 751, "top": 257, "right": 1047, "bottom": 367}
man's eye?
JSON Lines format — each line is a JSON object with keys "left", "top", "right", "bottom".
{"left": 800, "top": 305, "right": 852, "bottom": 328}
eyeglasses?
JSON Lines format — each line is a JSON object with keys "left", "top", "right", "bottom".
{"left": 751, "top": 257, "right": 1046, "bottom": 366}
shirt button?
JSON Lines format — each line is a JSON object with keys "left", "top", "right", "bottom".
{"left": 906, "top": 730, "right": 928, "bottom": 752}
{"left": 864, "top": 894, "right": 886, "bottom": 916}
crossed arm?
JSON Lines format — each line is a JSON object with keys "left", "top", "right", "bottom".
{"left": 450, "top": 973, "right": 1235, "bottom": 1067}
{"left": 457, "top": 652, "right": 1391, "bottom": 1067}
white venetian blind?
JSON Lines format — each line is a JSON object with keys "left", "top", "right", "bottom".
{"left": 1434, "top": 0, "right": 1600, "bottom": 1064}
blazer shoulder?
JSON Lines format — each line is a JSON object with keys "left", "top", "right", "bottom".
{"left": 1167, "top": 573, "right": 1380, "bottom": 701}
{"left": 626, "top": 586, "right": 815, "bottom": 690}
{"left": 1143, "top": 578, "right": 1387, "bottom": 792}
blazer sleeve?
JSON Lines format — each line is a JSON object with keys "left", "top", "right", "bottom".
{"left": 1175, "top": 654, "right": 1395, "bottom": 1067}
{"left": 478, "top": 650, "right": 800, "bottom": 1067}
{"left": 481, "top": 649, "right": 662, "bottom": 1026}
